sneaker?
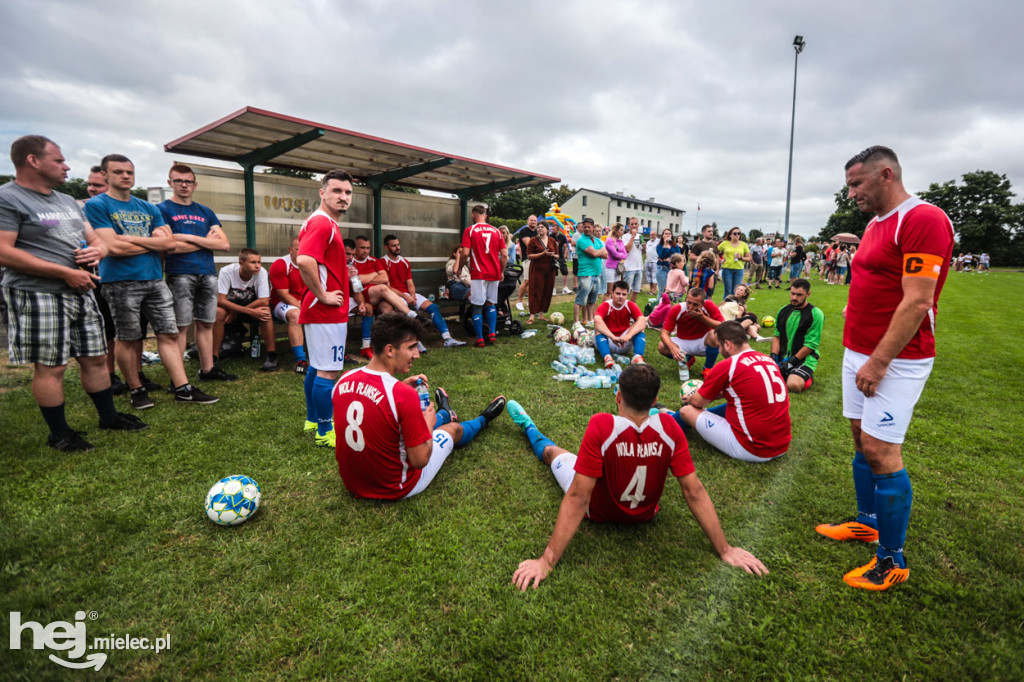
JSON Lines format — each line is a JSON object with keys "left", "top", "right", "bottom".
{"left": 99, "top": 412, "right": 150, "bottom": 431}
{"left": 702, "top": 368, "right": 712, "bottom": 380}
{"left": 315, "top": 429, "right": 336, "bottom": 448}
{"left": 130, "top": 387, "right": 154, "bottom": 410}
{"left": 562, "top": 287, "right": 571, "bottom": 294}
{"left": 515, "top": 301, "right": 525, "bottom": 312}
{"left": 480, "top": 395, "right": 507, "bottom": 425}
{"left": 506, "top": 399, "right": 535, "bottom": 431}
{"left": 585, "top": 321, "right": 594, "bottom": 329}
{"left": 815, "top": 518, "right": 879, "bottom": 543}
{"left": 303, "top": 419, "right": 317, "bottom": 433}
{"left": 604, "top": 357, "right": 615, "bottom": 369}
{"left": 294, "top": 360, "right": 309, "bottom": 374}
{"left": 754, "top": 335, "right": 771, "bottom": 343}
{"left": 631, "top": 354, "right": 645, "bottom": 364}
{"left": 844, "top": 555, "right": 909, "bottom": 591}
{"left": 417, "top": 341, "right": 429, "bottom": 354}
{"left": 486, "top": 333, "right": 497, "bottom": 345}
{"left": 442, "top": 337, "right": 467, "bottom": 348}
{"left": 175, "top": 385, "right": 219, "bottom": 404}
{"left": 359, "top": 347, "right": 373, "bottom": 360}
{"left": 434, "top": 387, "right": 459, "bottom": 422}
{"left": 47, "top": 430, "right": 94, "bottom": 452}
{"left": 260, "top": 355, "right": 278, "bottom": 371}
{"left": 475, "top": 338, "right": 486, "bottom": 348}
{"left": 109, "top": 373, "right": 128, "bottom": 396}
{"left": 138, "top": 371, "right": 161, "bottom": 392}
{"left": 198, "top": 365, "right": 239, "bottom": 381}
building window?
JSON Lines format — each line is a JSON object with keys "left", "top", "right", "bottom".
{"left": 617, "top": 200, "right": 621, "bottom": 207}
{"left": 582, "top": 195, "right": 588, "bottom": 207}
{"left": 616, "top": 216, "right": 621, "bottom": 223}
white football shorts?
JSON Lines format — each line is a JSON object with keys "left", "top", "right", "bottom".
{"left": 842, "top": 348, "right": 934, "bottom": 444}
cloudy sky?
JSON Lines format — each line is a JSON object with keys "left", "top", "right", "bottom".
{"left": 3, "top": 0, "right": 1022, "bottom": 237}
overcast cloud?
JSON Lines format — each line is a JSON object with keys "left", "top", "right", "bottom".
{"left": 2, "top": 0, "right": 1023, "bottom": 237}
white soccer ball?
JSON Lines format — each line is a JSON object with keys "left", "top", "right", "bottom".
{"left": 205, "top": 475, "right": 261, "bottom": 526}
{"left": 681, "top": 379, "right": 704, "bottom": 401}
{"left": 553, "top": 327, "right": 572, "bottom": 344}
{"left": 577, "top": 330, "right": 595, "bottom": 348}
{"left": 550, "top": 312, "right": 565, "bottom": 325}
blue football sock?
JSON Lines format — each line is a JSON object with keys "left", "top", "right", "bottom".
{"left": 457, "top": 415, "right": 485, "bottom": 447}
{"left": 361, "top": 315, "right": 372, "bottom": 342}
{"left": 874, "top": 468, "right": 912, "bottom": 568}
{"left": 852, "top": 451, "right": 877, "bottom": 528}
{"left": 632, "top": 333, "right": 646, "bottom": 356}
{"left": 485, "top": 304, "right": 497, "bottom": 335}
{"left": 707, "top": 403, "right": 727, "bottom": 417}
{"left": 524, "top": 424, "right": 555, "bottom": 462}
{"left": 668, "top": 410, "right": 689, "bottom": 431}
{"left": 435, "top": 409, "right": 451, "bottom": 428}
{"left": 704, "top": 345, "right": 719, "bottom": 369}
{"left": 292, "top": 345, "right": 307, "bottom": 363}
{"left": 471, "top": 305, "right": 484, "bottom": 340}
{"left": 304, "top": 366, "right": 317, "bottom": 422}
{"left": 594, "top": 334, "right": 611, "bottom": 359}
{"left": 427, "top": 304, "right": 449, "bottom": 335}
{"left": 313, "top": 375, "right": 335, "bottom": 436}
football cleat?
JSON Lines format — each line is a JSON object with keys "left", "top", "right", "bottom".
{"left": 505, "top": 399, "right": 535, "bottom": 431}
{"left": 486, "top": 333, "right": 497, "bottom": 345}
{"left": 844, "top": 556, "right": 909, "bottom": 591}
{"left": 480, "top": 396, "right": 507, "bottom": 425}
{"left": 303, "top": 419, "right": 317, "bottom": 433}
{"left": 475, "top": 338, "right": 486, "bottom": 348}
{"left": 434, "top": 387, "right": 458, "bottom": 422}
{"left": 315, "top": 429, "right": 336, "bottom": 448}
{"left": 702, "top": 368, "right": 712, "bottom": 380}
{"left": 99, "top": 412, "right": 150, "bottom": 431}
{"left": 815, "top": 519, "right": 879, "bottom": 543}
{"left": 359, "top": 347, "right": 373, "bottom": 360}
{"left": 443, "top": 337, "right": 467, "bottom": 348}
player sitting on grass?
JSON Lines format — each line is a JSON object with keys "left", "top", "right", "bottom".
{"left": 657, "top": 287, "right": 724, "bottom": 380}
{"left": 770, "top": 278, "right": 824, "bottom": 393}
{"left": 507, "top": 363, "right": 767, "bottom": 590}
{"left": 594, "top": 279, "right": 647, "bottom": 367}
{"left": 663, "top": 321, "right": 791, "bottom": 463}
{"left": 333, "top": 313, "right": 505, "bottom": 500}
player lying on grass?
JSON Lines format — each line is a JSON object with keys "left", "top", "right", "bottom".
{"left": 508, "top": 363, "right": 767, "bottom": 590}
{"left": 667, "top": 320, "right": 791, "bottom": 463}
{"left": 333, "top": 313, "right": 505, "bottom": 500}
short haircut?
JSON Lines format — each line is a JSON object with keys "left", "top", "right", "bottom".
{"left": 790, "top": 278, "right": 811, "bottom": 292}
{"left": 10, "top": 135, "right": 55, "bottom": 169}
{"left": 383, "top": 234, "right": 399, "bottom": 245}
{"left": 617, "top": 364, "right": 660, "bottom": 412}
{"left": 686, "top": 287, "right": 707, "bottom": 300}
{"left": 612, "top": 280, "right": 629, "bottom": 292}
{"left": 321, "top": 169, "right": 354, "bottom": 189}
{"left": 355, "top": 235, "right": 371, "bottom": 243}
{"left": 580, "top": 217, "right": 595, "bottom": 225}
{"left": 90, "top": 165, "right": 102, "bottom": 174}
{"left": 845, "top": 145, "right": 900, "bottom": 175}
{"left": 471, "top": 204, "right": 487, "bottom": 216}
{"left": 701, "top": 224, "right": 713, "bottom": 232}
{"left": 238, "top": 247, "right": 260, "bottom": 260}
{"left": 343, "top": 238, "right": 355, "bottom": 250}
{"left": 715, "top": 320, "right": 748, "bottom": 347}
{"left": 168, "top": 163, "right": 194, "bottom": 177}
{"left": 370, "top": 312, "right": 424, "bottom": 355}
{"left": 100, "top": 154, "right": 132, "bottom": 172}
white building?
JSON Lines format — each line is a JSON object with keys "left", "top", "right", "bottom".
{"left": 559, "top": 188, "right": 686, "bottom": 235}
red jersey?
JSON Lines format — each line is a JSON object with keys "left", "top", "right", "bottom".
{"left": 333, "top": 368, "right": 433, "bottom": 500}
{"left": 665, "top": 299, "right": 724, "bottom": 340}
{"left": 460, "top": 222, "right": 504, "bottom": 281}
{"left": 697, "top": 349, "right": 791, "bottom": 458}
{"left": 574, "top": 413, "right": 695, "bottom": 523}
{"left": 843, "top": 198, "right": 953, "bottom": 360}
{"left": 381, "top": 255, "right": 413, "bottom": 294}
{"left": 595, "top": 300, "right": 643, "bottom": 336}
{"left": 352, "top": 256, "right": 385, "bottom": 277}
{"left": 297, "top": 210, "right": 349, "bottom": 324}
{"left": 268, "top": 256, "right": 307, "bottom": 309}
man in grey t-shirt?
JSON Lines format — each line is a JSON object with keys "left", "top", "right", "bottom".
{"left": 0, "top": 135, "right": 149, "bottom": 451}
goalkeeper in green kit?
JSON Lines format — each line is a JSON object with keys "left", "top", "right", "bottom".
{"left": 771, "top": 278, "right": 824, "bottom": 393}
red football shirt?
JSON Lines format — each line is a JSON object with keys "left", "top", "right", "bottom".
{"left": 381, "top": 255, "right": 413, "bottom": 294}
{"left": 460, "top": 222, "right": 504, "bottom": 281}
{"left": 843, "top": 198, "right": 953, "bottom": 360}
{"left": 574, "top": 413, "right": 695, "bottom": 523}
{"left": 297, "top": 210, "right": 349, "bottom": 324}
{"left": 595, "top": 300, "right": 643, "bottom": 336}
{"left": 697, "top": 349, "right": 791, "bottom": 458}
{"left": 268, "top": 256, "right": 307, "bottom": 309}
{"left": 665, "top": 299, "right": 724, "bottom": 340}
{"left": 333, "top": 368, "right": 433, "bottom": 500}
{"left": 352, "top": 256, "right": 384, "bottom": 277}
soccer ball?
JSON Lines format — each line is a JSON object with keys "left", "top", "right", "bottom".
{"left": 577, "top": 331, "right": 595, "bottom": 348}
{"left": 206, "top": 475, "right": 261, "bottom": 526}
{"left": 553, "top": 327, "right": 572, "bottom": 344}
{"left": 761, "top": 315, "right": 776, "bottom": 329}
{"left": 681, "top": 379, "right": 704, "bottom": 401}
{"left": 550, "top": 312, "right": 565, "bottom": 325}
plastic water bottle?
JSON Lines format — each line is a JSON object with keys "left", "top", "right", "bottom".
{"left": 250, "top": 332, "right": 261, "bottom": 358}
{"left": 551, "top": 360, "right": 572, "bottom": 374}
{"left": 428, "top": 294, "right": 435, "bottom": 302}
{"left": 552, "top": 374, "right": 580, "bottom": 382}
{"left": 678, "top": 360, "right": 689, "bottom": 382}
{"left": 77, "top": 239, "right": 97, "bottom": 276}
{"left": 349, "top": 273, "right": 363, "bottom": 293}
{"left": 438, "top": 285, "right": 447, "bottom": 300}
{"left": 577, "top": 375, "right": 611, "bottom": 389}
{"left": 415, "top": 379, "right": 430, "bottom": 411}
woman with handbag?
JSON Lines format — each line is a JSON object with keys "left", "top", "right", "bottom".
{"left": 525, "top": 222, "right": 559, "bottom": 324}
{"left": 604, "top": 223, "right": 629, "bottom": 300}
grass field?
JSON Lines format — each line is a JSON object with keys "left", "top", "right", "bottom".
{"left": 2, "top": 270, "right": 1023, "bottom": 680}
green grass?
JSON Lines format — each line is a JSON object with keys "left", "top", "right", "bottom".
{"left": 2, "top": 270, "right": 1023, "bottom": 680}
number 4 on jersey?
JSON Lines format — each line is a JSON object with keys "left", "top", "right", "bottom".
{"left": 620, "top": 466, "right": 648, "bottom": 509}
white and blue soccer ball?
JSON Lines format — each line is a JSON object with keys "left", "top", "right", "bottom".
{"left": 205, "top": 475, "right": 261, "bottom": 526}
{"left": 550, "top": 312, "right": 565, "bottom": 325}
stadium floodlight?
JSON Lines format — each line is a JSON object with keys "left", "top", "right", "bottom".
{"left": 783, "top": 35, "right": 806, "bottom": 242}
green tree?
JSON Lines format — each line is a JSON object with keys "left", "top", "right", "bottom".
{"left": 57, "top": 178, "right": 89, "bottom": 199}
{"left": 748, "top": 228, "right": 763, "bottom": 241}
{"left": 480, "top": 184, "right": 578, "bottom": 225}
{"left": 918, "top": 170, "right": 1020, "bottom": 262}
{"left": 263, "top": 167, "right": 315, "bottom": 180}
{"left": 817, "top": 186, "right": 871, "bottom": 241}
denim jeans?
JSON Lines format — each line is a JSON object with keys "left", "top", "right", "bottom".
{"left": 721, "top": 268, "right": 744, "bottom": 299}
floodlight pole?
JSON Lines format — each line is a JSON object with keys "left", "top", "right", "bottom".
{"left": 783, "top": 35, "right": 805, "bottom": 243}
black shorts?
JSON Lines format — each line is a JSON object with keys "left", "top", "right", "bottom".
{"left": 572, "top": 258, "right": 579, "bottom": 276}
{"left": 559, "top": 259, "right": 568, "bottom": 276}
{"left": 788, "top": 364, "right": 814, "bottom": 383}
